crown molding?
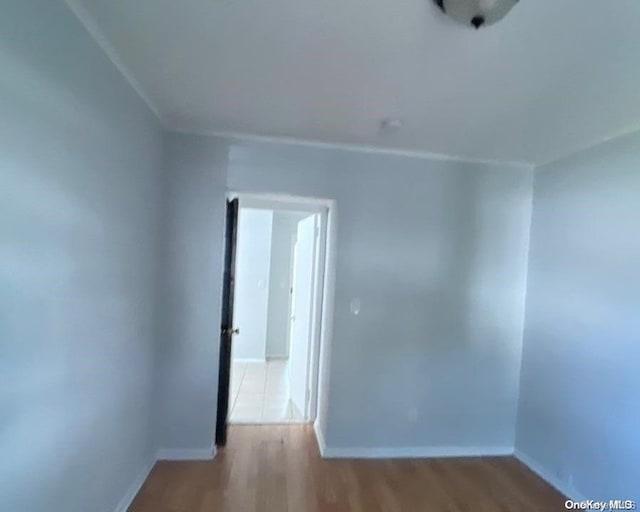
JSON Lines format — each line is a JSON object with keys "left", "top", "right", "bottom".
{"left": 171, "top": 126, "right": 534, "bottom": 169}
{"left": 64, "top": 0, "right": 167, "bottom": 126}
{"left": 535, "top": 124, "right": 640, "bottom": 167}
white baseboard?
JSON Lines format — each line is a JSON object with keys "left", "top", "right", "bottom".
{"left": 234, "top": 358, "right": 266, "bottom": 363}
{"left": 112, "top": 444, "right": 217, "bottom": 512}
{"left": 514, "top": 449, "right": 586, "bottom": 501}
{"left": 320, "top": 444, "right": 513, "bottom": 459}
{"left": 313, "top": 420, "right": 327, "bottom": 457}
{"left": 156, "top": 444, "right": 217, "bottom": 461}
{"left": 113, "top": 457, "right": 156, "bottom": 512}
{"left": 313, "top": 429, "right": 513, "bottom": 460}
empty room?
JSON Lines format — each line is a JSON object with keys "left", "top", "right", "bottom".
{"left": 1, "top": 1, "right": 638, "bottom": 511}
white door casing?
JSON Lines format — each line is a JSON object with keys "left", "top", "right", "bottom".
{"left": 288, "top": 214, "right": 318, "bottom": 419}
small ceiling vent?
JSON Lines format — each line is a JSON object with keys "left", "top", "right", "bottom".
{"left": 433, "top": 0, "right": 519, "bottom": 29}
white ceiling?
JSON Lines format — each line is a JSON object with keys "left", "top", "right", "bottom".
{"left": 66, "top": 0, "right": 640, "bottom": 165}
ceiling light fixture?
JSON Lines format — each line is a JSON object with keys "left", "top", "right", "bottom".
{"left": 433, "top": 0, "right": 519, "bottom": 29}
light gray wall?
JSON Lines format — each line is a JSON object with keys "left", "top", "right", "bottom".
{"left": 17, "top": 0, "right": 639, "bottom": 505}
{"left": 233, "top": 208, "right": 273, "bottom": 361}
{"left": 227, "top": 140, "right": 534, "bottom": 450}
{"left": 266, "top": 211, "right": 307, "bottom": 358}
{"left": 154, "top": 133, "right": 228, "bottom": 451}
{"left": 517, "top": 131, "right": 640, "bottom": 501}
{"left": 0, "top": 2, "right": 163, "bottom": 511}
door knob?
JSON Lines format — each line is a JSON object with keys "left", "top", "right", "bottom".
{"left": 222, "top": 327, "right": 240, "bottom": 335}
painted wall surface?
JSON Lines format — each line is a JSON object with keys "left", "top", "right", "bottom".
{"left": 517, "top": 131, "right": 640, "bottom": 501}
{"left": 0, "top": 2, "right": 163, "bottom": 511}
{"left": 233, "top": 208, "right": 273, "bottom": 361}
{"left": 266, "top": 211, "right": 308, "bottom": 358}
{"left": 154, "top": 133, "right": 228, "bottom": 452}
{"left": 227, "top": 139, "right": 533, "bottom": 450}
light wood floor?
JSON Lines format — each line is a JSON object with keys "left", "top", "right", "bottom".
{"left": 130, "top": 425, "right": 565, "bottom": 512}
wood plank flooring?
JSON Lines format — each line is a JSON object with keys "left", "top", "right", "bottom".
{"left": 130, "top": 425, "right": 566, "bottom": 512}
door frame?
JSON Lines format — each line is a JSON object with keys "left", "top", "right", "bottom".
{"left": 283, "top": 234, "right": 297, "bottom": 359}
{"left": 225, "top": 192, "right": 336, "bottom": 429}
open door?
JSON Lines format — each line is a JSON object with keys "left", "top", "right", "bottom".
{"left": 288, "top": 214, "right": 318, "bottom": 419}
{"left": 216, "top": 198, "right": 239, "bottom": 446}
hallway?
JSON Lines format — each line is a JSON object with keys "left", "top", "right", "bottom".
{"left": 230, "top": 360, "right": 304, "bottom": 423}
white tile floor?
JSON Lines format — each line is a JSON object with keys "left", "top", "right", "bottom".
{"left": 229, "top": 360, "right": 305, "bottom": 424}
